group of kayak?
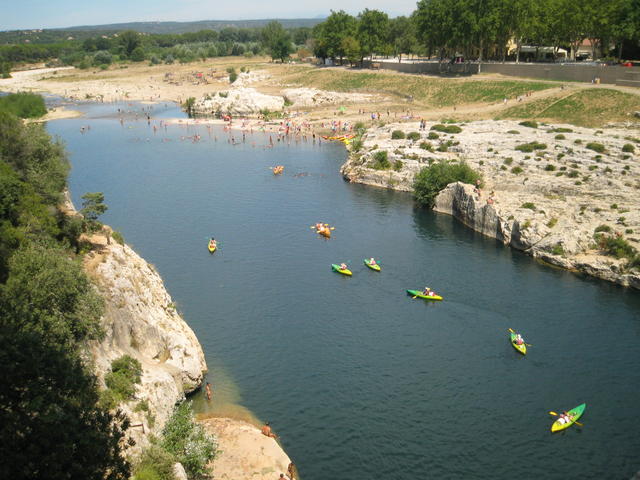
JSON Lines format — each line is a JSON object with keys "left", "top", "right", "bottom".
{"left": 331, "top": 259, "right": 443, "bottom": 301}
{"left": 272, "top": 165, "right": 284, "bottom": 175}
{"left": 508, "top": 328, "right": 586, "bottom": 432}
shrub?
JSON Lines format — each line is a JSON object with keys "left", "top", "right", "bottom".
{"left": 0, "top": 92, "right": 47, "bottom": 118}
{"left": 595, "top": 224, "right": 612, "bottom": 233}
{"left": 350, "top": 138, "right": 363, "bottom": 152}
{"left": 622, "top": 143, "right": 635, "bottom": 153}
{"left": 130, "top": 47, "right": 146, "bottom": 62}
{"left": 427, "top": 131, "right": 439, "bottom": 140}
{"left": 518, "top": 120, "right": 538, "bottom": 128}
{"left": 588, "top": 165, "right": 598, "bottom": 171}
{"left": 507, "top": 130, "right": 520, "bottom": 134}
{"left": 551, "top": 244, "right": 565, "bottom": 256}
{"left": 413, "top": 160, "right": 481, "bottom": 208}
{"left": 503, "top": 158, "right": 514, "bottom": 165}
{"left": 354, "top": 121, "right": 366, "bottom": 131}
{"left": 521, "top": 202, "right": 536, "bottom": 210}
{"left": 133, "top": 444, "right": 176, "bottom": 480}
{"left": 111, "top": 231, "right": 125, "bottom": 245}
{"left": 511, "top": 166, "right": 524, "bottom": 174}
{"left": 393, "top": 159, "right": 404, "bottom": 171}
{"left": 555, "top": 134, "right": 566, "bottom": 140}
{"left": 103, "top": 355, "right": 142, "bottom": 407}
{"left": 161, "top": 402, "right": 217, "bottom": 480}
{"left": 431, "top": 124, "right": 462, "bottom": 134}
{"left": 594, "top": 233, "right": 637, "bottom": 260}
{"left": 610, "top": 203, "right": 618, "bottom": 209}
{"left": 574, "top": 139, "right": 582, "bottom": 144}
{"left": 515, "top": 142, "right": 547, "bottom": 152}
{"left": 391, "top": 130, "right": 406, "bottom": 139}
{"left": 586, "top": 142, "right": 605, "bottom": 153}
{"left": 547, "top": 217, "right": 558, "bottom": 228}
{"left": 407, "top": 131, "right": 421, "bottom": 141}
{"left": 93, "top": 50, "right": 113, "bottom": 65}
{"left": 567, "top": 170, "right": 579, "bottom": 178}
{"left": 544, "top": 164, "right": 556, "bottom": 171}
{"left": 371, "top": 150, "right": 390, "bottom": 170}
{"left": 419, "top": 141, "right": 432, "bottom": 151}
{"left": 552, "top": 127, "right": 573, "bottom": 133}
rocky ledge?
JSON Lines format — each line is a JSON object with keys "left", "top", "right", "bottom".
{"left": 341, "top": 119, "right": 640, "bottom": 288}
{"left": 201, "top": 418, "right": 294, "bottom": 480}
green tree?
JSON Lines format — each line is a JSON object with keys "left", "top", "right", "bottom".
{"left": 80, "top": 192, "right": 108, "bottom": 232}
{"left": 130, "top": 46, "right": 146, "bottom": 62}
{"left": 183, "top": 97, "right": 196, "bottom": 118}
{"left": 317, "top": 10, "right": 357, "bottom": 63}
{"left": 119, "top": 30, "right": 141, "bottom": 58}
{"left": 341, "top": 36, "right": 361, "bottom": 66}
{"left": 356, "top": 9, "right": 390, "bottom": 62}
{"left": 261, "top": 21, "right": 293, "bottom": 62}
{"left": 390, "top": 16, "right": 417, "bottom": 61}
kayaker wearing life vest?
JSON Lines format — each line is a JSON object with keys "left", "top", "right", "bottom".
{"left": 423, "top": 287, "right": 434, "bottom": 296}
{"left": 369, "top": 258, "right": 377, "bottom": 265}
{"left": 557, "top": 411, "right": 573, "bottom": 425}
{"left": 209, "top": 237, "right": 216, "bottom": 247}
{"left": 340, "top": 263, "right": 348, "bottom": 270}
{"left": 515, "top": 334, "right": 524, "bottom": 346}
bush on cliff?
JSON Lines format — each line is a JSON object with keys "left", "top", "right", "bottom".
{"left": 161, "top": 402, "right": 217, "bottom": 479}
{"left": 413, "top": 160, "right": 482, "bottom": 208}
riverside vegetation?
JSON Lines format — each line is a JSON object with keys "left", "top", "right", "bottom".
{"left": 0, "top": 93, "right": 215, "bottom": 480}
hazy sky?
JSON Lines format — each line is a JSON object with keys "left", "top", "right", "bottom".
{"left": 3, "top": 0, "right": 418, "bottom": 30}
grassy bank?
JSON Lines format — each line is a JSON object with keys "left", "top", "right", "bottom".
{"left": 282, "top": 68, "right": 555, "bottom": 107}
{"left": 496, "top": 89, "right": 640, "bottom": 127}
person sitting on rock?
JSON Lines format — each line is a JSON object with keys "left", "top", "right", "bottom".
{"left": 261, "top": 422, "right": 277, "bottom": 438}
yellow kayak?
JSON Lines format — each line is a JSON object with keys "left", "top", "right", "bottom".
{"left": 332, "top": 264, "right": 352, "bottom": 276}
{"left": 510, "top": 331, "right": 526, "bottom": 355}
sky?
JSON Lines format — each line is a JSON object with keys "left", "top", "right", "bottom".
{"left": 2, "top": 0, "right": 418, "bottom": 30}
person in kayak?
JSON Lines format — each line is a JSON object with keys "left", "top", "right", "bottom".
{"left": 369, "top": 257, "right": 377, "bottom": 265}
{"left": 423, "top": 287, "right": 434, "bottom": 296}
{"left": 558, "top": 411, "right": 573, "bottom": 424}
{"left": 209, "top": 237, "right": 216, "bottom": 247}
{"left": 340, "top": 263, "right": 348, "bottom": 270}
{"left": 515, "top": 334, "right": 524, "bottom": 345}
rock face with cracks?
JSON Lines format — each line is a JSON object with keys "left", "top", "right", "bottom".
{"left": 84, "top": 238, "right": 207, "bottom": 453}
{"left": 341, "top": 119, "right": 640, "bottom": 289}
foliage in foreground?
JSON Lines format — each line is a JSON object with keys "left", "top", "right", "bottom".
{"left": 133, "top": 402, "right": 216, "bottom": 480}
{"left": 0, "top": 98, "right": 131, "bottom": 479}
{"left": 0, "top": 92, "right": 47, "bottom": 118}
{"left": 413, "top": 160, "right": 482, "bottom": 208}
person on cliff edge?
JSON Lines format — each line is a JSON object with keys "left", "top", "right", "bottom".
{"left": 262, "top": 422, "right": 277, "bottom": 438}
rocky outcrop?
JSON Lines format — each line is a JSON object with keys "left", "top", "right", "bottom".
{"left": 201, "top": 418, "right": 293, "bottom": 480}
{"left": 342, "top": 119, "right": 640, "bottom": 289}
{"left": 194, "top": 87, "right": 284, "bottom": 116}
{"left": 433, "top": 182, "right": 640, "bottom": 288}
{"left": 283, "top": 87, "right": 379, "bottom": 107}
{"left": 84, "top": 236, "right": 207, "bottom": 451}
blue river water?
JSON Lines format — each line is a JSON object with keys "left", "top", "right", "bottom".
{"left": 47, "top": 101, "right": 640, "bottom": 480}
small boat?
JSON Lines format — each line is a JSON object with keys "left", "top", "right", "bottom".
{"left": 551, "top": 404, "right": 586, "bottom": 432}
{"left": 510, "top": 331, "right": 527, "bottom": 355}
{"left": 332, "top": 264, "right": 352, "bottom": 276}
{"left": 364, "top": 259, "right": 381, "bottom": 271}
{"left": 208, "top": 241, "right": 216, "bottom": 254}
{"left": 272, "top": 165, "right": 284, "bottom": 175}
{"left": 406, "top": 289, "right": 443, "bottom": 301}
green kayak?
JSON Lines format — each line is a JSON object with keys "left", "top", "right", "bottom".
{"left": 551, "top": 403, "right": 586, "bottom": 432}
{"left": 407, "top": 289, "right": 443, "bottom": 301}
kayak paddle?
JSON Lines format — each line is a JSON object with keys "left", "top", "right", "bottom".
{"left": 549, "top": 411, "right": 583, "bottom": 427}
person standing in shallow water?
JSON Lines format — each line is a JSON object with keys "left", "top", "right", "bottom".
{"left": 205, "top": 382, "right": 212, "bottom": 401}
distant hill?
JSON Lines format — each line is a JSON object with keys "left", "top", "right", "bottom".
{"left": 0, "top": 18, "right": 324, "bottom": 45}
{"left": 63, "top": 18, "right": 323, "bottom": 34}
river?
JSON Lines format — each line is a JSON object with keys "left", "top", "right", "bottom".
{"left": 48, "top": 101, "right": 640, "bottom": 480}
